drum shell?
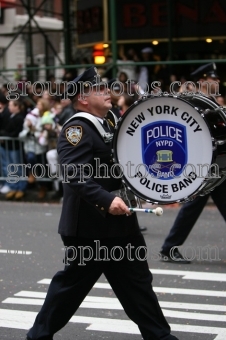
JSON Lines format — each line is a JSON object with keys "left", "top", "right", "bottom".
{"left": 180, "top": 94, "right": 226, "bottom": 171}
{"left": 181, "top": 94, "right": 226, "bottom": 197}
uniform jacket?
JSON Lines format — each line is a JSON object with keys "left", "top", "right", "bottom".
{"left": 57, "top": 113, "right": 140, "bottom": 238}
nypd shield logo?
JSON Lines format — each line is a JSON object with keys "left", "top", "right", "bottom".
{"left": 65, "top": 126, "right": 83, "bottom": 146}
{"left": 141, "top": 121, "right": 187, "bottom": 180}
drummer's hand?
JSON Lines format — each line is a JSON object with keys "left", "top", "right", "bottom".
{"left": 108, "top": 197, "right": 132, "bottom": 215}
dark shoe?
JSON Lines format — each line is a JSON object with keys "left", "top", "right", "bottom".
{"left": 139, "top": 226, "right": 147, "bottom": 232}
{"left": 160, "top": 248, "right": 191, "bottom": 264}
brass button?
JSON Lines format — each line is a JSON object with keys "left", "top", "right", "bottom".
{"left": 96, "top": 204, "right": 98, "bottom": 207}
{"left": 101, "top": 207, "right": 104, "bottom": 211}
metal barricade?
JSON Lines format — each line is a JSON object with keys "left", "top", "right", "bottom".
{"left": 0, "top": 136, "right": 58, "bottom": 183}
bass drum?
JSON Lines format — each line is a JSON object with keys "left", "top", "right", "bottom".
{"left": 113, "top": 93, "right": 226, "bottom": 204}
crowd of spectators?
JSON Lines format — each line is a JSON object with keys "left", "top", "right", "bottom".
{"left": 0, "top": 46, "right": 226, "bottom": 201}
{"left": 0, "top": 80, "right": 76, "bottom": 201}
{"left": 102, "top": 45, "right": 183, "bottom": 94}
{"left": 0, "top": 64, "right": 143, "bottom": 201}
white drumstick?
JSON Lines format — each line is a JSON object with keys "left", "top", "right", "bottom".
{"left": 129, "top": 207, "right": 163, "bottom": 216}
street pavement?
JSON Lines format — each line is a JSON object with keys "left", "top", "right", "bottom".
{"left": 0, "top": 201, "right": 225, "bottom": 340}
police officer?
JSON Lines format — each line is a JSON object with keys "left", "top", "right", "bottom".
{"left": 159, "top": 63, "right": 226, "bottom": 263}
{"left": 26, "top": 67, "right": 179, "bottom": 340}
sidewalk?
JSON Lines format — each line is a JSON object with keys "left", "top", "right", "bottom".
{"left": 0, "top": 184, "right": 62, "bottom": 204}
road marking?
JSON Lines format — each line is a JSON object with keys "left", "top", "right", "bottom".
{"left": 37, "top": 279, "right": 112, "bottom": 289}
{"left": 160, "top": 301, "right": 226, "bottom": 312}
{"left": 151, "top": 269, "right": 226, "bottom": 282}
{"left": 2, "top": 271, "right": 226, "bottom": 340}
{"left": 0, "top": 249, "right": 32, "bottom": 255}
{"left": 15, "top": 291, "right": 46, "bottom": 298}
{"left": 7, "top": 291, "right": 226, "bottom": 312}
{"left": 3, "top": 297, "right": 226, "bottom": 322}
{"left": 153, "top": 287, "right": 226, "bottom": 297}
{"left": 38, "top": 269, "right": 226, "bottom": 285}
{"left": 0, "top": 309, "right": 35, "bottom": 330}
{"left": 38, "top": 279, "right": 226, "bottom": 297}
{"left": 71, "top": 316, "right": 226, "bottom": 340}
{"left": 3, "top": 298, "right": 44, "bottom": 306}
{"left": 0, "top": 309, "right": 226, "bottom": 339}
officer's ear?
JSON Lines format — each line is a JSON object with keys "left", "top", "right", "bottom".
{"left": 78, "top": 94, "right": 88, "bottom": 105}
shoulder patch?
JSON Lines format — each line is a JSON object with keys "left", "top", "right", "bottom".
{"left": 65, "top": 126, "right": 83, "bottom": 146}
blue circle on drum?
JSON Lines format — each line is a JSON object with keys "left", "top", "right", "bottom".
{"left": 141, "top": 120, "right": 188, "bottom": 180}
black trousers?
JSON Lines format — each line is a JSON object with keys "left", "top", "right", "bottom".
{"left": 27, "top": 234, "right": 178, "bottom": 340}
{"left": 161, "top": 180, "right": 226, "bottom": 253}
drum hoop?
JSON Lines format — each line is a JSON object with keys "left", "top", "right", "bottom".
{"left": 179, "top": 93, "right": 226, "bottom": 119}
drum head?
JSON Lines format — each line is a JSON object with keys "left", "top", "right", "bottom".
{"left": 113, "top": 95, "right": 213, "bottom": 204}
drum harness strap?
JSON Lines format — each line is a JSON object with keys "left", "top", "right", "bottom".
{"left": 63, "top": 111, "right": 118, "bottom": 144}
{"left": 63, "top": 111, "right": 136, "bottom": 208}
{"left": 63, "top": 111, "right": 140, "bottom": 208}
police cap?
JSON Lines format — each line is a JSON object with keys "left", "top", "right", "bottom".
{"left": 190, "top": 63, "right": 219, "bottom": 80}
{"left": 107, "top": 78, "right": 122, "bottom": 91}
{"left": 65, "top": 66, "right": 106, "bottom": 99}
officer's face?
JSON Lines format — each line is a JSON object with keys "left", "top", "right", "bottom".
{"left": 81, "top": 85, "right": 112, "bottom": 118}
{"left": 206, "top": 76, "right": 220, "bottom": 84}
{"left": 110, "top": 90, "right": 121, "bottom": 105}
{"left": 202, "top": 76, "right": 220, "bottom": 95}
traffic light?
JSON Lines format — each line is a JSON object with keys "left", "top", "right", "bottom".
{"left": 93, "top": 44, "right": 105, "bottom": 64}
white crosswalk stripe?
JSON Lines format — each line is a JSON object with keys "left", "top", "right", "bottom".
{"left": 0, "top": 249, "right": 32, "bottom": 255}
{"left": 4, "top": 291, "right": 226, "bottom": 312}
{"left": 0, "top": 269, "right": 226, "bottom": 339}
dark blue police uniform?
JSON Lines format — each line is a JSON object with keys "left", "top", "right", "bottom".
{"left": 27, "top": 67, "right": 178, "bottom": 340}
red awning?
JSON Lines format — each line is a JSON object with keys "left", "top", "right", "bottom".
{"left": 0, "top": 0, "right": 16, "bottom": 9}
